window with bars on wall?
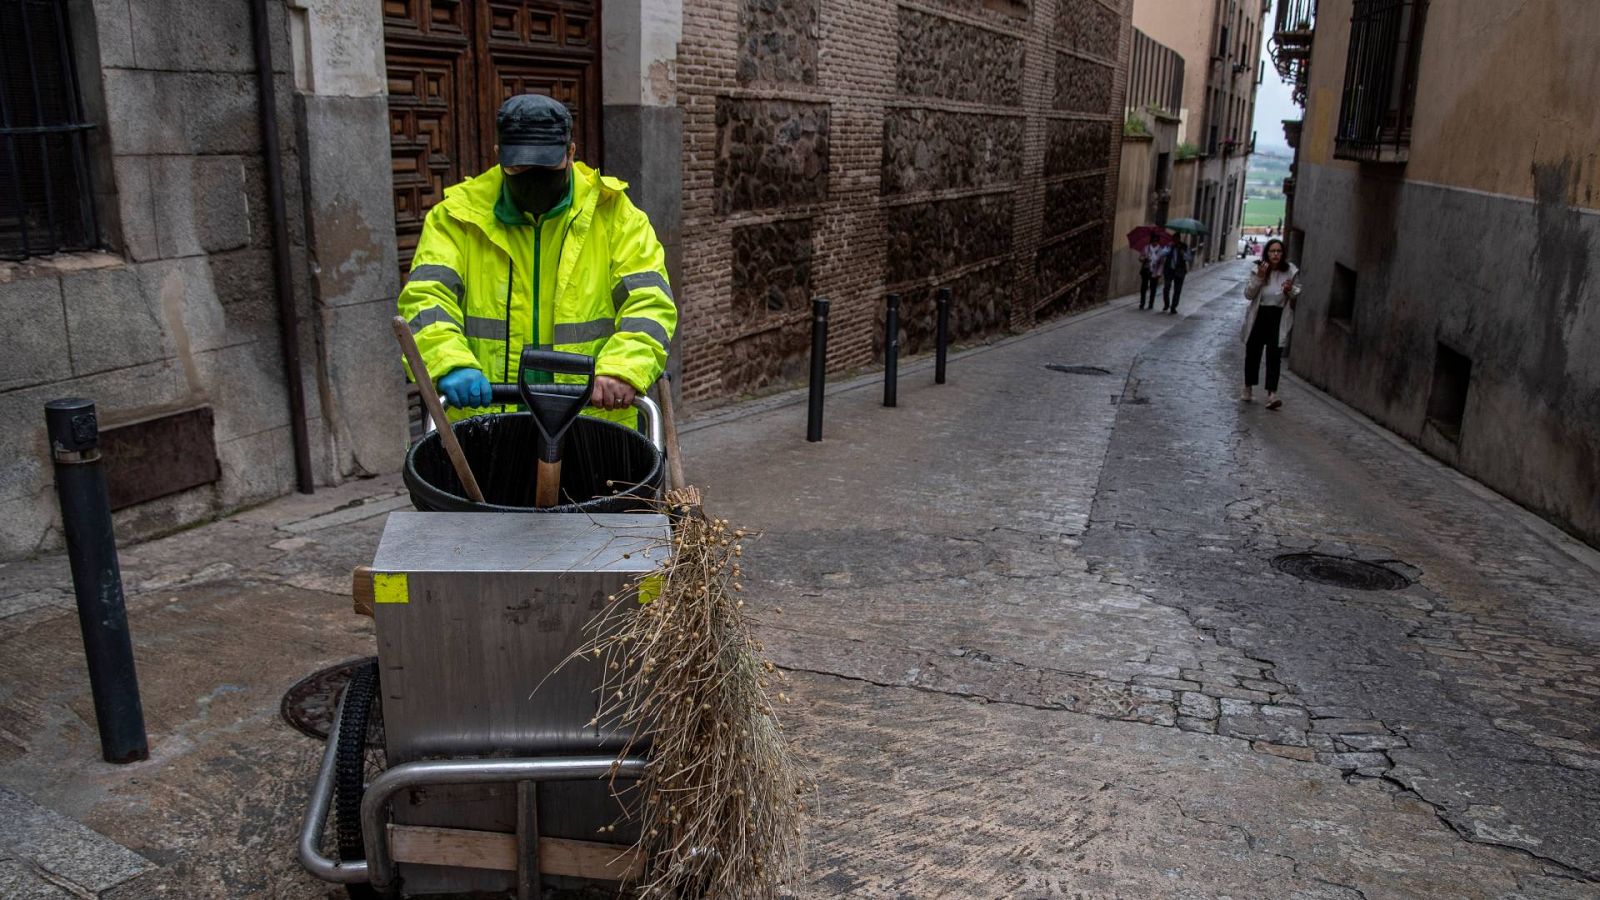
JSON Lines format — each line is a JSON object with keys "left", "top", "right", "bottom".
{"left": 1336, "top": 0, "right": 1429, "bottom": 163}
{"left": 1, "top": 0, "right": 99, "bottom": 261}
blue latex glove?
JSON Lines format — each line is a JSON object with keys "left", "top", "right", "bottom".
{"left": 437, "top": 367, "right": 491, "bottom": 408}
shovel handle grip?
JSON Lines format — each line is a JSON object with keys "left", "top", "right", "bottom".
{"left": 519, "top": 349, "right": 595, "bottom": 380}
{"left": 480, "top": 384, "right": 665, "bottom": 453}
{"left": 489, "top": 383, "right": 587, "bottom": 404}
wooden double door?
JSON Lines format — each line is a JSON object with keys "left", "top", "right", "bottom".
{"left": 384, "top": 0, "right": 603, "bottom": 275}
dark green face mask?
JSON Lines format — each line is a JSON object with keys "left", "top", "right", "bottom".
{"left": 505, "top": 167, "right": 567, "bottom": 217}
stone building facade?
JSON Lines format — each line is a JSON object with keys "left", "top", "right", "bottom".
{"left": 674, "top": 0, "right": 1132, "bottom": 400}
{"left": 1111, "top": 27, "right": 1187, "bottom": 297}
{"left": 1274, "top": 0, "right": 1600, "bottom": 546}
{"left": 1133, "top": 0, "right": 1264, "bottom": 263}
{"left": 0, "top": 0, "right": 406, "bottom": 559}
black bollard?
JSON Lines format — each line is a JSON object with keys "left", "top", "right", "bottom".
{"left": 935, "top": 286, "right": 951, "bottom": 385}
{"left": 45, "top": 399, "right": 149, "bottom": 764}
{"left": 883, "top": 294, "right": 900, "bottom": 408}
{"left": 806, "top": 297, "right": 830, "bottom": 442}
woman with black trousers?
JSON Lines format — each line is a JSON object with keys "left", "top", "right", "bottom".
{"left": 1241, "top": 239, "right": 1299, "bottom": 410}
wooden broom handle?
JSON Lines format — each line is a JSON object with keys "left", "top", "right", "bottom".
{"left": 656, "top": 377, "right": 687, "bottom": 492}
{"left": 391, "top": 316, "right": 486, "bottom": 503}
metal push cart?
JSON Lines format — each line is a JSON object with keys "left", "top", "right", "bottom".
{"left": 298, "top": 352, "right": 670, "bottom": 898}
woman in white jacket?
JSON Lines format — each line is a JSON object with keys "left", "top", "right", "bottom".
{"left": 1242, "top": 238, "right": 1299, "bottom": 410}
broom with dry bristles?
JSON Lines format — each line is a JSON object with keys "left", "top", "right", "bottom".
{"left": 569, "top": 386, "right": 810, "bottom": 898}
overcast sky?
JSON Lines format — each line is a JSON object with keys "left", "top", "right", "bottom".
{"left": 1252, "top": 36, "right": 1299, "bottom": 154}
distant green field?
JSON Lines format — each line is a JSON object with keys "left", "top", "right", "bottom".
{"left": 1243, "top": 197, "right": 1286, "bottom": 227}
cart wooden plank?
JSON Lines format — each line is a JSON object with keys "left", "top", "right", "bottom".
{"left": 387, "top": 823, "right": 642, "bottom": 880}
{"left": 516, "top": 783, "right": 539, "bottom": 900}
{"left": 352, "top": 566, "right": 374, "bottom": 618}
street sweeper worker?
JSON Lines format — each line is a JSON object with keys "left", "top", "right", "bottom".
{"left": 397, "top": 93, "right": 676, "bottom": 426}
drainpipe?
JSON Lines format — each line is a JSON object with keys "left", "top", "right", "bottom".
{"left": 249, "top": 0, "right": 314, "bottom": 493}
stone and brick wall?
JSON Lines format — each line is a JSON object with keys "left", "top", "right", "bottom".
{"left": 0, "top": 0, "right": 401, "bottom": 559}
{"left": 677, "top": 0, "right": 1130, "bottom": 401}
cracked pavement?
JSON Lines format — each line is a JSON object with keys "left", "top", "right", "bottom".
{"left": 0, "top": 261, "right": 1595, "bottom": 897}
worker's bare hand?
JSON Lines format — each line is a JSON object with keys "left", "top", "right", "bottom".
{"left": 592, "top": 375, "right": 637, "bottom": 410}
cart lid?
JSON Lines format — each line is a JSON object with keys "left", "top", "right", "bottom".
{"left": 372, "top": 511, "right": 671, "bottom": 574}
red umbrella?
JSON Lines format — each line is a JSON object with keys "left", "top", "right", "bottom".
{"left": 1126, "top": 225, "right": 1173, "bottom": 253}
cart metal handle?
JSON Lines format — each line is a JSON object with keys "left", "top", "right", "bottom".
{"left": 297, "top": 684, "right": 649, "bottom": 887}
{"left": 360, "top": 756, "right": 649, "bottom": 892}
{"left": 427, "top": 386, "right": 663, "bottom": 455}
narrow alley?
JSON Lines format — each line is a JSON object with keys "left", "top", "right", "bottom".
{"left": 0, "top": 263, "right": 1595, "bottom": 898}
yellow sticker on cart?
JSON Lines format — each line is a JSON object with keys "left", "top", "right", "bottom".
{"left": 373, "top": 572, "right": 409, "bottom": 604}
{"left": 637, "top": 574, "right": 663, "bottom": 605}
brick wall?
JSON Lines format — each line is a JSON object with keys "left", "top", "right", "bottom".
{"left": 677, "top": 0, "right": 1131, "bottom": 402}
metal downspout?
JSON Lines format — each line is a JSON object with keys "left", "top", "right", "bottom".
{"left": 249, "top": 0, "right": 314, "bottom": 493}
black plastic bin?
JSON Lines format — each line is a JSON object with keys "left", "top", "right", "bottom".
{"left": 404, "top": 412, "right": 663, "bottom": 513}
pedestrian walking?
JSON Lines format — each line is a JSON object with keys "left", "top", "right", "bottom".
{"left": 1162, "top": 239, "right": 1191, "bottom": 313}
{"left": 1138, "top": 241, "right": 1166, "bottom": 310}
{"left": 398, "top": 93, "right": 676, "bottom": 425}
{"left": 1241, "top": 238, "right": 1299, "bottom": 410}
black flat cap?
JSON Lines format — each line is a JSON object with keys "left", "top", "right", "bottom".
{"left": 496, "top": 94, "right": 572, "bottom": 168}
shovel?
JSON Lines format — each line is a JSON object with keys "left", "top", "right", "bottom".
{"left": 504, "top": 347, "right": 596, "bottom": 507}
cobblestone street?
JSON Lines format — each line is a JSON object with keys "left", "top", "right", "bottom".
{"left": 691, "top": 260, "right": 1600, "bottom": 897}
{"left": 1, "top": 262, "right": 1596, "bottom": 897}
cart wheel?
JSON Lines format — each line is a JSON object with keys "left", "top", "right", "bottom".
{"left": 334, "top": 658, "right": 387, "bottom": 899}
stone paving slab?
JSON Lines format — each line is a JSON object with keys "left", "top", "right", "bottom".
{"left": 783, "top": 671, "right": 1585, "bottom": 899}
{"left": 0, "top": 785, "right": 153, "bottom": 897}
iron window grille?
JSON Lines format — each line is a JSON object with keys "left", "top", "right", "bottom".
{"left": 1336, "top": 0, "right": 1428, "bottom": 163}
{"left": 1, "top": 0, "right": 99, "bottom": 261}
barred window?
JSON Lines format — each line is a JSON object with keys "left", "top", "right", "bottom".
{"left": 1336, "top": 0, "right": 1429, "bottom": 163}
{"left": 1, "top": 0, "right": 98, "bottom": 261}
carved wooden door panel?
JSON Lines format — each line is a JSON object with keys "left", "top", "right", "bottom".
{"left": 385, "top": 0, "right": 601, "bottom": 278}
{"left": 385, "top": 0, "right": 477, "bottom": 276}
{"left": 479, "top": 0, "right": 603, "bottom": 165}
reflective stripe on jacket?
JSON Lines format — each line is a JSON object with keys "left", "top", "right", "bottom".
{"left": 397, "top": 161, "right": 676, "bottom": 425}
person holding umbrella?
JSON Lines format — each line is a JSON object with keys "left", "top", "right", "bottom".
{"left": 1241, "top": 238, "right": 1299, "bottom": 410}
{"left": 1138, "top": 234, "right": 1166, "bottom": 310}
{"left": 1162, "top": 238, "right": 1192, "bottom": 313}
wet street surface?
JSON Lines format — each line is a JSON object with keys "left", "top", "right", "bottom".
{"left": 693, "top": 261, "right": 1600, "bottom": 898}
{"left": 1, "top": 262, "right": 1595, "bottom": 897}
{"left": 1086, "top": 286, "right": 1600, "bottom": 880}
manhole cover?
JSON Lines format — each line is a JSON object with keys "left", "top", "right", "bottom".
{"left": 281, "top": 657, "right": 381, "bottom": 742}
{"left": 1271, "top": 553, "right": 1411, "bottom": 591}
{"left": 1045, "top": 364, "right": 1112, "bottom": 376}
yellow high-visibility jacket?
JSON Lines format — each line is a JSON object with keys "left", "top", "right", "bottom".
{"left": 397, "top": 161, "right": 676, "bottom": 425}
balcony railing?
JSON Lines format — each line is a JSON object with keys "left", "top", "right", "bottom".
{"left": 1270, "top": 0, "right": 1316, "bottom": 105}
{"left": 1336, "top": 0, "right": 1428, "bottom": 163}
{"left": 1272, "top": 0, "right": 1317, "bottom": 62}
